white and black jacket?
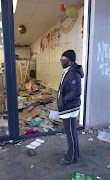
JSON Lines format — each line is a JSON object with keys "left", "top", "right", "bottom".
{"left": 57, "top": 63, "right": 84, "bottom": 115}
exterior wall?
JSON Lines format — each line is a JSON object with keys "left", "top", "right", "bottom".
{"left": 86, "top": 0, "right": 110, "bottom": 129}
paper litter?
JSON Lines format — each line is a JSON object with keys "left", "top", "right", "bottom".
{"left": 26, "top": 138, "right": 45, "bottom": 149}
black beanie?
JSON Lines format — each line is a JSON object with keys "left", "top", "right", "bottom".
{"left": 62, "top": 50, "right": 76, "bottom": 62}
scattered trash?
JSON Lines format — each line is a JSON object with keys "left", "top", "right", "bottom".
{"left": 27, "top": 106, "right": 34, "bottom": 112}
{"left": 31, "top": 141, "right": 41, "bottom": 147}
{"left": 26, "top": 144, "right": 36, "bottom": 150}
{"left": 15, "top": 142, "right": 22, "bottom": 146}
{"left": 43, "top": 128, "right": 48, "bottom": 132}
{"left": 31, "top": 164, "right": 34, "bottom": 169}
{"left": 82, "top": 132, "right": 86, "bottom": 135}
{"left": 8, "top": 140, "right": 13, "bottom": 144}
{"left": 96, "top": 176, "right": 101, "bottom": 179}
{"left": 25, "top": 128, "right": 40, "bottom": 135}
{"left": 13, "top": 139, "right": 26, "bottom": 145}
{"left": 50, "top": 127, "right": 55, "bottom": 131}
{"left": 40, "top": 119, "right": 54, "bottom": 129}
{"left": 30, "top": 118, "right": 44, "bottom": 126}
{"left": 35, "top": 139, "right": 45, "bottom": 143}
{"left": 88, "top": 138, "right": 94, "bottom": 141}
{"left": 26, "top": 138, "right": 45, "bottom": 150}
{"left": 88, "top": 128, "right": 93, "bottom": 134}
{"left": 19, "top": 108, "right": 41, "bottom": 120}
{"left": 71, "top": 172, "right": 93, "bottom": 180}
{"left": 106, "top": 165, "right": 110, "bottom": 169}
{"left": 97, "top": 129, "right": 110, "bottom": 142}
{"left": 81, "top": 128, "right": 97, "bottom": 135}
{"left": 89, "top": 130, "right": 93, "bottom": 134}
{"left": 61, "top": 134, "right": 66, "bottom": 138}
{"left": 57, "top": 133, "right": 63, "bottom": 135}
{"left": 1, "top": 80, "right": 63, "bottom": 136}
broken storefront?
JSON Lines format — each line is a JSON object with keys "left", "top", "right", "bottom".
{"left": 0, "top": 0, "right": 86, "bottom": 141}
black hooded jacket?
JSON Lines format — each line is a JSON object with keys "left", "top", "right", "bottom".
{"left": 57, "top": 63, "right": 84, "bottom": 115}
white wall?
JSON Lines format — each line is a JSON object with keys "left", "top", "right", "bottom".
{"left": 15, "top": 47, "right": 31, "bottom": 59}
{"left": 31, "top": 7, "right": 84, "bottom": 89}
{"left": 31, "top": 8, "right": 83, "bottom": 62}
{"left": 0, "top": 48, "right": 4, "bottom": 65}
{"left": 0, "top": 47, "right": 31, "bottom": 66}
{"left": 0, "top": 48, "right": 4, "bottom": 73}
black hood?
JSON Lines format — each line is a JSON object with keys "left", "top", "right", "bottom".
{"left": 69, "top": 63, "right": 84, "bottom": 78}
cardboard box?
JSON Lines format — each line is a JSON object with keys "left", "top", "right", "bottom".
{"left": 19, "top": 108, "right": 41, "bottom": 120}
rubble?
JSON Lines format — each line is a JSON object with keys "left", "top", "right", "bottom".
{"left": 97, "top": 129, "right": 110, "bottom": 142}
{"left": 17, "top": 80, "right": 63, "bottom": 135}
{"left": 0, "top": 80, "right": 66, "bottom": 136}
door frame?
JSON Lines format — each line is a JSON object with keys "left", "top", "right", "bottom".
{"left": 0, "top": 0, "right": 19, "bottom": 142}
{"left": 0, "top": 0, "right": 91, "bottom": 142}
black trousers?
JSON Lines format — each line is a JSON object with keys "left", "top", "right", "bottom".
{"left": 63, "top": 117, "right": 79, "bottom": 162}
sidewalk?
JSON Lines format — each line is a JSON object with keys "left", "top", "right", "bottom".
{"left": 0, "top": 132, "right": 109, "bottom": 180}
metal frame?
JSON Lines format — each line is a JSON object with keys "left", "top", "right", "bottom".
{"left": 83, "top": 0, "right": 91, "bottom": 128}
{"left": 0, "top": 0, "right": 91, "bottom": 142}
{"left": 0, "top": 0, "right": 19, "bottom": 142}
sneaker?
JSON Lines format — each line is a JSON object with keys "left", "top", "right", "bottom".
{"left": 60, "top": 158, "right": 77, "bottom": 165}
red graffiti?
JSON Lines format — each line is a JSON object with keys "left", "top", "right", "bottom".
{"left": 81, "top": 15, "right": 84, "bottom": 38}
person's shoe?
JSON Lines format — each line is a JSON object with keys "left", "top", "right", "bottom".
{"left": 60, "top": 158, "right": 77, "bottom": 165}
{"left": 64, "top": 151, "right": 80, "bottom": 158}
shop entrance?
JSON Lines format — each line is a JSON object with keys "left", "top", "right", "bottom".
{"left": 0, "top": 0, "right": 90, "bottom": 142}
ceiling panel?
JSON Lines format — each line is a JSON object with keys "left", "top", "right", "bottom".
{"left": 40, "top": 0, "right": 67, "bottom": 5}
{"left": 13, "top": 0, "right": 84, "bottom": 45}
{"left": 34, "top": 3, "right": 60, "bottom": 16}
{"left": 39, "top": 0, "right": 83, "bottom": 6}
{"left": 16, "top": 0, "right": 39, "bottom": 15}
{"left": 14, "top": 14, "right": 32, "bottom": 25}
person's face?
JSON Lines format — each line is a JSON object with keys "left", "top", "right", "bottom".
{"left": 60, "top": 56, "right": 73, "bottom": 69}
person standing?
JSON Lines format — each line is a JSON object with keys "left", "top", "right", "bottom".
{"left": 57, "top": 50, "right": 84, "bottom": 165}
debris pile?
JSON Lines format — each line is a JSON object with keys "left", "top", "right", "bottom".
{"left": 97, "top": 129, "right": 110, "bottom": 143}
{"left": 0, "top": 80, "right": 63, "bottom": 136}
